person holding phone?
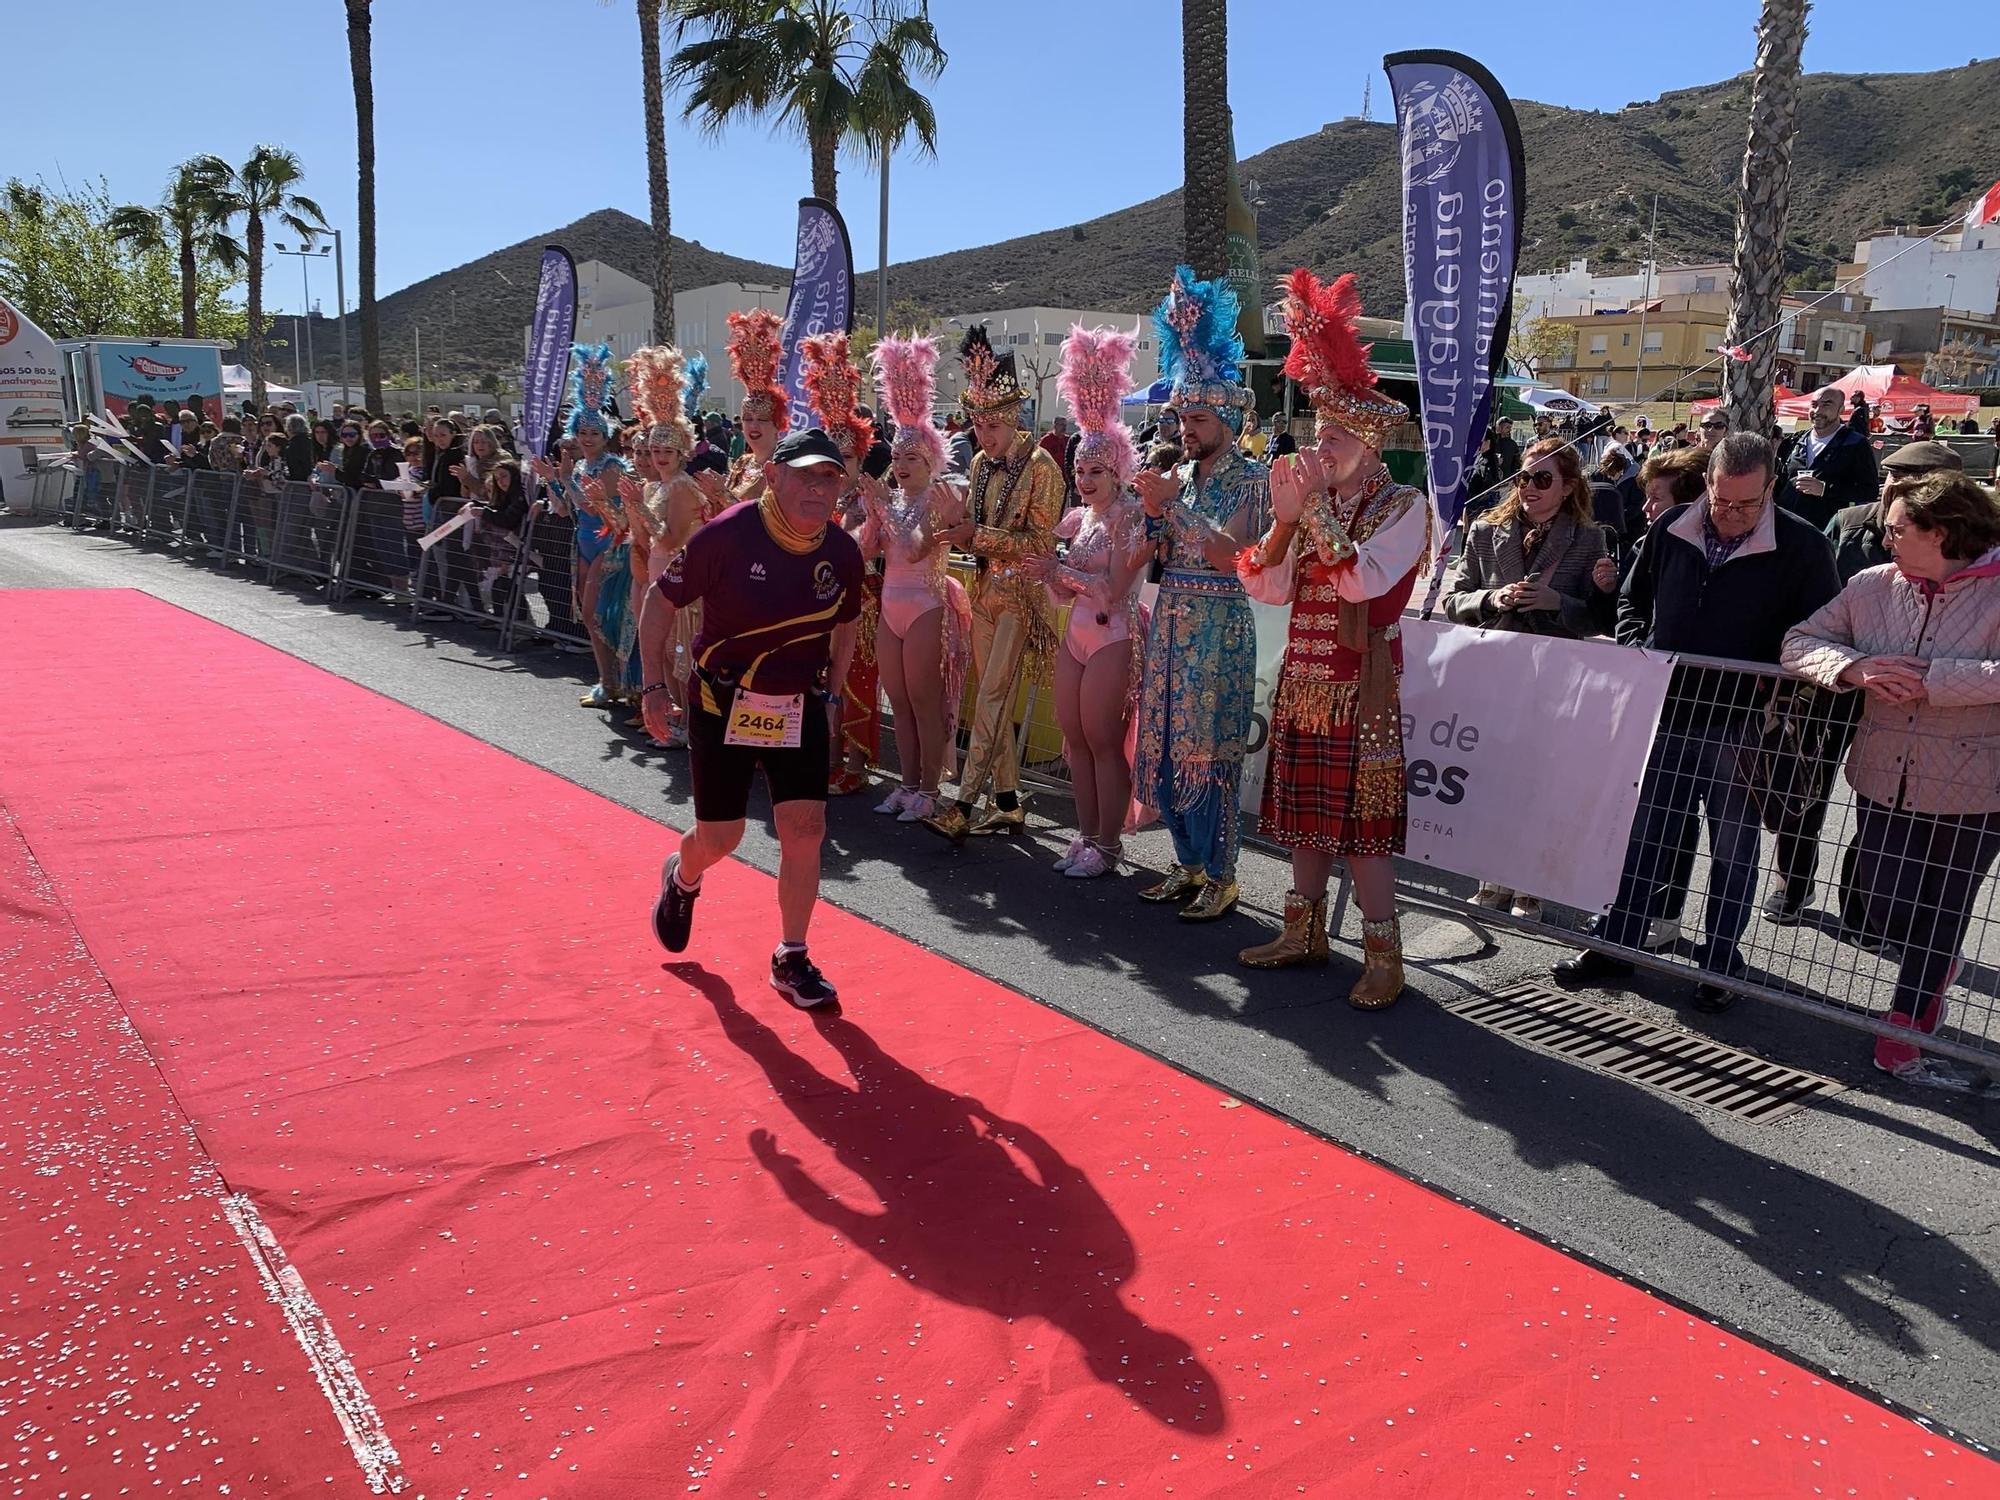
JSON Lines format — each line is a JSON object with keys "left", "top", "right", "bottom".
{"left": 1779, "top": 387, "right": 1877, "bottom": 531}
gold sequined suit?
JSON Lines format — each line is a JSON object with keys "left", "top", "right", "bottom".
{"left": 957, "top": 431, "right": 1063, "bottom": 801}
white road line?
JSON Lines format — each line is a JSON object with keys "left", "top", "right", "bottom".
{"left": 221, "top": 1192, "right": 407, "bottom": 1495}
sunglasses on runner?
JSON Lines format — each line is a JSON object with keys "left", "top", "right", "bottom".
{"left": 1517, "top": 470, "right": 1558, "bottom": 491}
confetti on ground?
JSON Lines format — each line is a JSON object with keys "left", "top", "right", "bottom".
{"left": 1, "top": 589, "right": 1991, "bottom": 1497}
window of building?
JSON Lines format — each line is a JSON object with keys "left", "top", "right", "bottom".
{"left": 1043, "top": 332, "right": 1062, "bottom": 346}
{"left": 1643, "top": 331, "right": 1664, "bottom": 353}
{"left": 1589, "top": 374, "right": 1610, "bottom": 393}
{"left": 1695, "top": 275, "right": 1717, "bottom": 293}
{"left": 1621, "top": 332, "right": 1631, "bottom": 347}
{"left": 1822, "top": 338, "right": 1835, "bottom": 353}
{"left": 1589, "top": 334, "right": 1608, "bottom": 354}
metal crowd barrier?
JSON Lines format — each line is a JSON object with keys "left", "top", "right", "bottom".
{"left": 39, "top": 485, "right": 1999, "bottom": 1068}
{"left": 1389, "top": 650, "right": 2000, "bottom": 1069}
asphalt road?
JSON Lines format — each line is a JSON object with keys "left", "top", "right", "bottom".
{"left": 5, "top": 516, "right": 1999, "bottom": 1453}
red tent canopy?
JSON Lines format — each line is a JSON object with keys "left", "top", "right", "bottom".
{"left": 1776, "top": 366, "right": 1978, "bottom": 422}
{"left": 1690, "top": 387, "right": 1798, "bottom": 418}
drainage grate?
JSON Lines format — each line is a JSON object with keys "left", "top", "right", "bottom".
{"left": 1439, "top": 982, "right": 1847, "bottom": 1123}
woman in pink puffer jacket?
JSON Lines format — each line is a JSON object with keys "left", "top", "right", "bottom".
{"left": 1782, "top": 473, "right": 2000, "bottom": 1089}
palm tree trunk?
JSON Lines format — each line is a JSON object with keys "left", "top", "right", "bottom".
{"left": 809, "top": 126, "right": 838, "bottom": 205}
{"left": 1722, "top": 0, "right": 1809, "bottom": 435}
{"left": 639, "top": 0, "right": 674, "bottom": 344}
{"left": 346, "top": 0, "right": 382, "bottom": 413}
{"left": 246, "top": 214, "right": 267, "bottom": 409}
{"left": 178, "top": 231, "right": 199, "bottom": 339}
{"left": 1180, "top": 0, "right": 1230, "bottom": 280}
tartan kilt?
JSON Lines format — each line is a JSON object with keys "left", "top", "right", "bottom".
{"left": 1259, "top": 707, "right": 1407, "bottom": 857}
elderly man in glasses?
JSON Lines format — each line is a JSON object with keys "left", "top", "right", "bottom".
{"left": 1776, "top": 386, "right": 1878, "bottom": 531}
{"left": 1555, "top": 433, "right": 1841, "bottom": 1013}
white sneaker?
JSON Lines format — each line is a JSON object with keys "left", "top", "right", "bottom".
{"left": 875, "top": 786, "right": 915, "bottom": 815}
{"left": 1470, "top": 883, "right": 1512, "bottom": 910}
{"left": 896, "top": 792, "right": 937, "bottom": 823}
{"left": 1065, "top": 843, "right": 1110, "bottom": 879}
{"left": 1053, "top": 836, "right": 1085, "bottom": 873}
{"left": 1510, "top": 896, "right": 1543, "bottom": 922}
{"left": 1643, "top": 917, "right": 1684, "bottom": 951}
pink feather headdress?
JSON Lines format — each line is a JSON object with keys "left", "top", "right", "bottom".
{"left": 1058, "top": 324, "right": 1139, "bottom": 484}
{"left": 800, "top": 333, "right": 873, "bottom": 466}
{"left": 628, "top": 344, "right": 695, "bottom": 453}
{"left": 871, "top": 334, "right": 947, "bottom": 480}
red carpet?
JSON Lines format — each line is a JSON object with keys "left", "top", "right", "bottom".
{"left": 0, "top": 588, "right": 1989, "bottom": 1498}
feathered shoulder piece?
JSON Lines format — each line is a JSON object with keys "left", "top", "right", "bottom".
{"left": 564, "top": 341, "right": 617, "bottom": 436}
{"left": 726, "top": 308, "right": 789, "bottom": 428}
{"left": 1060, "top": 324, "right": 1139, "bottom": 483}
{"left": 1153, "top": 265, "right": 1244, "bottom": 392}
{"left": 1281, "top": 268, "right": 1375, "bottom": 401}
{"left": 801, "top": 332, "right": 872, "bottom": 466}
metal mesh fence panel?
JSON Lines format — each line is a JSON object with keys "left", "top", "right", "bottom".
{"left": 141, "top": 467, "right": 192, "bottom": 544}
{"left": 1390, "top": 650, "right": 2000, "bottom": 1067}
{"left": 339, "top": 484, "right": 422, "bottom": 604}
{"left": 268, "top": 480, "right": 355, "bottom": 588}
{"left": 181, "top": 471, "right": 243, "bottom": 559}
{"left": 498, "top": 499, "right": 590, "bottom": 649}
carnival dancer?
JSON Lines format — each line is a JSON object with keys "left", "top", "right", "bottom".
{"left": 922, "top": 325, "right": 1064, "bottom": 841}
{"left": 724, "top": 310, "right": 787, "bottom": 508}
{"left": 1037, "top": 325, "right": 1151, "bottom": 879}
{"left": 1130, "top": 267, "right": 1271, "bottom": 921}
{"left": 529, "top": 342, "right": 631, "bottom": 709}
{"left": 799, "top": 333, "right": 885, "bottom": 794}
{"left": 856, "top": 335, "right": 973, "bottom": 822}
{"left": 638, "top": 427, "right": 865, "bottom": 1009}
{"left": 1236, "top": 270, "right": 1428, "bottom": 1009}
{"left": 623, "top": 345, "right": 711, "bottom": 746}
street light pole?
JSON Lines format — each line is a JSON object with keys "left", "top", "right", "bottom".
{"left": 333, "top": 228, "right": 349, "bottom": 412}
{"left": 274, "top": 241, "right": 334, "bottom": 399}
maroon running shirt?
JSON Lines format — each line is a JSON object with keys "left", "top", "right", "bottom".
{"left": 656, "top": 500, "right": 864, "bottom": 697}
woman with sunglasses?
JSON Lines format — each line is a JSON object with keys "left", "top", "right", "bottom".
{"left": 1439, "top": 437, "right": 1611, "bottom": 919}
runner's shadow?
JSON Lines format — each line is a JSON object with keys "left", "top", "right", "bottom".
{"left": 668, "top": 961, "right": 1227, "bottom": 1435}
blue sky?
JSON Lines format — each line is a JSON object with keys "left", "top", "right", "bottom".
{"left": 11, "top": 2, "right": 1990, "bottom": 316}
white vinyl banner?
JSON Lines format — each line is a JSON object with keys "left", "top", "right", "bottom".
{"left": 1394, "top": 619, "right": 1672, "bottom": 911}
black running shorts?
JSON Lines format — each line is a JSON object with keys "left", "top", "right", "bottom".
{"left": 687, "top": 692, "right": 832, "bottom": 823}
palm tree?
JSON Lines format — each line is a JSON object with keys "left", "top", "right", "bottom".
{"left": 1180, "top": 0, "right": 1229, "bottom": 280}
{"left": 1721, "top": 0, "right": 1809, "bottom": 435}
{"left": 664, "top": 0, "right": 945, "bottom": 208}
{"left": 639, "top": 0, "right": 675, "bottom": 343}
{"left": 221, "top": 146, "right": 328, "bottom": 408}
{"left": 108, "top": 157, "right": 245, "bottom": 338}
{"left": 345, "top": 0, "right": 383, "bottom": 412}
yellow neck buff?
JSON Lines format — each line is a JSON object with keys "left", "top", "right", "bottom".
{"left": 759, "top": 491, "right": 826, "bottom": 556}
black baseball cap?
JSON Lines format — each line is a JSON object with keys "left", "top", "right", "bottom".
{"left": 773, "top": 427, "right": 846, "bottom": 471}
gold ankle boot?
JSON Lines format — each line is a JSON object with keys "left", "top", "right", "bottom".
{"left": 1179, "top": 878, "right": 1240, "bottom": 922}
{"left": 1139, "top": 865, "right": 1207, "bottom": 903}
{"left": 1238, "top": 891, "right": 1330, "bottom": 968}
{"left": 970, "top": 803, "right": 1026, "bottom": 836}
{"left": 1348, "top": 915, "right": 1405, "bottom": 1010}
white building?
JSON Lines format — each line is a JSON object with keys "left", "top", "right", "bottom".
{"left": 521, "top": 264, "right": 788, "bottom": 415}
{"left": 1848, "top": 225, "right": 2000, "bottom": 317}
{"left": 929, "top": 306, "right": 1165, "bottom": 423}
{"left": 1511, "top": 258, "right": 1738, "bottom": 323}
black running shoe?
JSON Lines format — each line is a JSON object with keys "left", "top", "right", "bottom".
{"left": 654, "top": 853, "right": 699, "bottom": 953}
{"left": 770, "top": 948, "right": 838, "bottom": 1009}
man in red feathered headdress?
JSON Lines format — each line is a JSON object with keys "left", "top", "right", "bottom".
{"left": 1236, "top": 270, "right": 1430, "bottom": 1010}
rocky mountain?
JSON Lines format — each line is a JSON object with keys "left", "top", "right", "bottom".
{"left": 290, "top": 57, "right": 1997, "bottom": 389}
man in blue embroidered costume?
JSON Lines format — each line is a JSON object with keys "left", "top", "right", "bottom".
{"left": 923, "top": 325, "right": 1063, "bottom": 842}
{"left": 529, "top": 343, "right": 632, "bottom": 708}
{"left": 1131, "top": 267, "right": 1272, "bottom": 922}
{"left": 1236, "top": 270, "right": 1429, "bottom": 1009}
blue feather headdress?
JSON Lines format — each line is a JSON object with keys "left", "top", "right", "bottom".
{"left": 563, "top": 342, "right": 617, "bottom": 438}
{"left": 683, "top": 353, "right": 709, "bottom": 422}
{"left": 1153, "top": 265, "right": 1251, "bottom": 430}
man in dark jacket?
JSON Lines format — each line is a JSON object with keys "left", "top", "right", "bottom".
{"left": 1777, "top": 386, "right": 1876, "bottom": 530}
{"left": 1555, "top": 432, "right": 1840, "bottom": 1010}
{"left": 1824, "top": 439, "right": 1963, "bottom": 582}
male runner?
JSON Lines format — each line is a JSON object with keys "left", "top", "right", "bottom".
{"left": 640, "top": 428, "right": 864, "bottom": 1008}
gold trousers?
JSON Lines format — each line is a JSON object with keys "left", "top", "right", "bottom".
{"left": 957, "top": 603, "right": 1032, "bottom": 800}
